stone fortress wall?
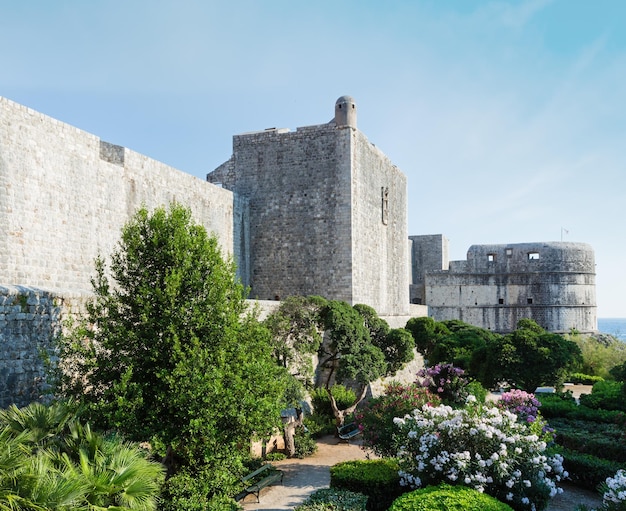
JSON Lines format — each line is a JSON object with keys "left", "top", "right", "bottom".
{"left": 413, "top": 239, "right": 597, "bottom": 333}
{"left": 208, "top": 96, "right": 410, "bottom": 316}
{"left": 0, "top": 96, "right": 244, "bottom": 407}
{"left": 0, "top": 96, "right": 241, "bottom": 293}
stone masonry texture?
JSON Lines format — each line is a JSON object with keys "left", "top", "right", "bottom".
{"left": 423, "top": 242, "right": 596, "bottom": 333}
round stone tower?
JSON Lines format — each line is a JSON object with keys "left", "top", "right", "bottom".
{"left": 334, "top": 95, "right": 357, "bottom": 128}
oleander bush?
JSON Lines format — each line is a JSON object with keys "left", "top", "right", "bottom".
{"left": 294, "top": 488, "right": 368, "bottom": 511}
{"left": 330, "top": 459, "right": 404, "bottom": 511}
{"left": 394, "top": 397, "right": 566, "bottom": 511}
{"left": 388, "top": 484, "right": 514, "bottom": 511}
{"left": 415, "top": 363, "right": 470, "bottom": 406}
{"left": 496, "top": 390, "right": 542, "bottom": 424}
{"left": 355, "top": 382, "right": 440, "bottom": 458}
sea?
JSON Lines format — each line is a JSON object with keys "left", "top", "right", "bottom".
{"left": 597, "top": 318, "right": 626, "bottom": 342}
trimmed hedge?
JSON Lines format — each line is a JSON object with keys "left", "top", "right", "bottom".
{"left": 538, "top": 393, "right": 626, "bottom": 424}
{"left": 330, "top": 459, "right": 404, "bottom": 511}
{"left": 550, "top": 418, "right": 626, "bottom": 462}
{"left": 388, "top": 484, "right": 514, "bottom": 511}
{"left": 294, "top": 488, "right": 368, "bottom": 511}
{"left": 567, "top": 373, "right": 604, "bottom": 385}
{"left": 554, "top": 447, "right": 626, "bottom": 491}
{"left": 579, "top": 381, "right": 626, "bottom": 412}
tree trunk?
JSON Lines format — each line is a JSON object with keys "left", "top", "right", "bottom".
{"left": 284, "top": 408, "right": 305, "bottom": 457}
{"left": 327, "top": 385, "right": 368, "bottom": 430}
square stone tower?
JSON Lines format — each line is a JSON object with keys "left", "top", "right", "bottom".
{"left": 207, "top": 96, "right": 409, "bottom": 316}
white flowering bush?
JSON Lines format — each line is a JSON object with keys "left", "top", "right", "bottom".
{"left": 600, "top": 469, "right": 626, "bottom": 511}
{"left": 394, "top": 396, "right": 567, "bottom": 511}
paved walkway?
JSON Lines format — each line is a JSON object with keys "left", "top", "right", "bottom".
{"left": 240, "top": 386, "right": 601, "bottom": 511}
{"left": 240, "top": 435, "right": 372, "bottom": 511}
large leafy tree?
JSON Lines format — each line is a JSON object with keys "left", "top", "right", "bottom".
{"left": 472, "top": 319, "right": 582, "bottom": 391}
{"left": 55, "top": 204, "right": 291, "bottom": 467}
{"left": 405, "top": 316, "right": 450, "bottom": 362}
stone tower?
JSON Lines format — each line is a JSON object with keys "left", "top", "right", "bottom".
{"left": 422, "top": 241, "right": 597, "bottom": 333}
{"left": 334, "top": 95, "right": 357, "bottom": 128}
{"left": 207, "top": 96, "right": 409, "bottom": 316}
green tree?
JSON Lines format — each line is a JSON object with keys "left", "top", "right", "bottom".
{"left": 565, "top": 331, "right": 626, "bottom": 379}
{"left": 355, "top": 304, "right": 414, "bottom": 375}
{"left": 473, "top": 319, "right": 582, "bottom": 392}
{"left": 265, "top": 295, "right": 328, "bottom": 387}
{"left": 404, "top": 316, "right": 450, "bottom": 362}
{"left": 54, "top": 203, "right": 291, "bottom": 472}
{"left": 432, "top": 320, "right": 498, "bottom": 370}
{"left": 320, "top": 300, "right": 415, "bottom": 427}
{"left": 266, "top": 298, "right": 415, "bottom": 428}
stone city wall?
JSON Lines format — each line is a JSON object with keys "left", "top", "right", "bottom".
{"left": 0, "top": 96, "right": 246, "bottom": 407}
{"left": 351, "top": 130, "right": 409, "bottom": 315}
{"left": 0, "top": 96, "right": 241, "bottom": 294}
{"left": 209, "top": 124, "right": 354, "bottom": 304}
{"left": 0, "top": 286, "right": 88, "bottom": 408}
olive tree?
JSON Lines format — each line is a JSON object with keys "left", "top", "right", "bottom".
{"left": 266, "top": 297, "right": 415, "bottom": 428}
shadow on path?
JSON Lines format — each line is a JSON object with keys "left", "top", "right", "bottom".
{"left": 240, "top": 435, "right": 372, "bottom": 511}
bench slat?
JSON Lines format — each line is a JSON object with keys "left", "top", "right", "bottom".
{"left": 241, "top": 464, "right": 283, "bottom": 503}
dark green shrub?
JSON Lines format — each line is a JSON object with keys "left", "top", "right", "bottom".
{"left": 550, "top": 418, "right": 626, "bottom": 462}
{"left": 555, "top": 447, "right": 626, "bottom": 491}
{"left": 579, "top": 381, "right": 626, "bottom": 412}
{"left": 388, "top": 484, "right": 514, "bottom": 511}
{"left": 205, "top": 496, "right": 242, "bottom": 511}
{"left": 567, "top": 373, "right": 604, "bottom": 385}
{"left": 311, "top": 385, "right": 357, "bottom": 418}
{"left": 330, "top": 459, "right": 404, "bottom": 511}
{"left": 293, "top": 429, "right": 318, "bottom": 458}
{"left": 159, "top": 462, "right": 243, "bottom": 511}
{"left": 294, "top": 488, "right": 368, "bottom": 511}
{"left": 303, "top": 412, "right": 336, "bottom": 438}
{"left": 538, "top": 393, "right": 625, "bottom": 424}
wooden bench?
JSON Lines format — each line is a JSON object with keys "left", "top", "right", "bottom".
{"left": 338, "top": 422, "right": 361, "bottom": 442}
{"left": 241, "top": 464, "right": 284, "bottom": 503}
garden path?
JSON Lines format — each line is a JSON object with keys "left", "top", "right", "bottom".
{"left": 241, "top": 385, "right": 602, "bottom": 511}
{"left": 240, "top": 434, "right": 602, "bottom": 511}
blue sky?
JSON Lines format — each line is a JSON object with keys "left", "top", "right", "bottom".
{"left": 2, "top": 0, "right": 625, "bottom": 318}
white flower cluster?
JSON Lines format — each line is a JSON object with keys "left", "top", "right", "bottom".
{"left": 602, "top": 469, "right": 626, "bottom": 510}
{"left": 395, "top": 399, "right": 566, "bottom": 511}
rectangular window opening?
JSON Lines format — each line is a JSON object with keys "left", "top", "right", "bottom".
{"left": 528, "top": 252, "right": 540, "bottom": 260}
{"left": 527, "top": 298, "right": 533, "bottom": 304}
{"left": 499, "top": 298, "right": 504, "bottom": 305}
{"left": 488, "top": 253, "right": 496, "bottom": 262}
